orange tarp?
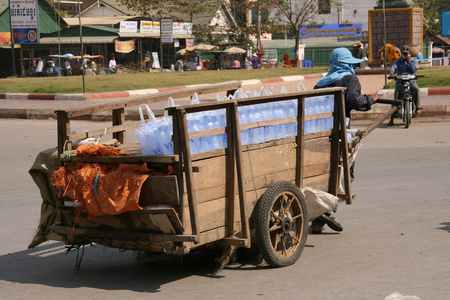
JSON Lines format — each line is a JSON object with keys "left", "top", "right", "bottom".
{"left": 52, "top": 144, "right": 163, "bottom": 217}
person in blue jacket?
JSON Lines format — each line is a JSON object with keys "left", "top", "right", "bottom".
{"left": 388, "top": 46, "right": 422, "bottom": 125}
{"left": 312, "top": 47, "right": 378, "bottom": 234}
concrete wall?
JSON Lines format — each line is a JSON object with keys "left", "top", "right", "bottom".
{"left": 368, "top": 8, "right": 423, "bottom": 63}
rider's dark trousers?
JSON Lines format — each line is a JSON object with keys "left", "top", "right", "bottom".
{"left": 394, "top": 82, "right": 422, "bottom": 110}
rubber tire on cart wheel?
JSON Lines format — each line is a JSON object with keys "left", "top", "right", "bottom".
{"left": 404, "top": 100, "right": 410, "bottom": 128}
{"left": 255, "top": 181, "right": 308, "bottom": 267}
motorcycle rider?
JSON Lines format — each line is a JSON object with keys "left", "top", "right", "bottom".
{"left": 389, "top": 46, "right": 422, "bottom": 125}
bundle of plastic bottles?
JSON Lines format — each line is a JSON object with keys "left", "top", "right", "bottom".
{"left": 136, "top": 87, "right": 335, "bottom": 155}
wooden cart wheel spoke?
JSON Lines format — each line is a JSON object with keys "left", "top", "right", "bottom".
{"left": 256, "top": 181, "right": 309, "bottom": 267}
{"left": 271, "top": 232, "right": 281, "bottom": 250}
{"left": 274, "top": 196, "right": 285, "bottom": 215}
{"left": 290, "top": 213, "right": 303, "bottom": 221}
{"left": 288, "top": 232, "right": 300, "bottom": 245}
{"left": 283, "top": 193, "right": 294, "bottom": 211}
{"left": 270, "top": 208, "right": 283, "bottom": 222}
{"left": 269, "top": 224, "right": 282, "bottom": 232}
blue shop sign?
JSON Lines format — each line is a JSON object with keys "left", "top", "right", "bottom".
{"left": 442, "top": 10, "right": 450, "bottom": 37}
{"left": 12, "top": 28, "right": 39, "bottom": 44}
{"left": 300, "top": 24, "right": 363, "bottom": 39}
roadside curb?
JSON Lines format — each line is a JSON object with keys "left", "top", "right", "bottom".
{"left": 377, "top": 87, "right": 450, "bottom": 98}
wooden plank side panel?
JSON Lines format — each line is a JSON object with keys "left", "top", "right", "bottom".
{"left": 179, "top": 136, "right": 333, "bottom": 238}
{"left": 187, "top": 137, "right": 331, "bottom": 193}
{"left": 182, "top": 198, "right": 227, "bottom": 235}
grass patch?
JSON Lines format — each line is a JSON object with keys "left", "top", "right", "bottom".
{"left": 3, "top": 65, "right": 449, "bottom": 93}
{"left": 383, "top": 66, "right": 450, "bottom": 89}
{"left": 0, "top": 67, "right": 329, "bottom": 94}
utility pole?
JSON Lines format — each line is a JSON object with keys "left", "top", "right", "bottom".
{"left": 8, "top": 0, "right": 17, "bottom": 77}
{"left": 256, "top": 0, "right": 261, "bottom": 50}
{"left": 78, "top": 0, "right": 86, "bottom": 93}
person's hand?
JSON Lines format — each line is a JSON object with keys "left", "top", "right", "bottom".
{"left": 369, "top": 94, "right": 379, "bottom": 102}
{"left": 403, "top": 53, "right": 411, "bottom": 61}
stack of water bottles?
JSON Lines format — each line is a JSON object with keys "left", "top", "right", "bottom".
{"left": 304, "top": 95, "right": 335, "bottom": 134}
{"left": 136, "top": 87, "right": 335, "bottom": 156}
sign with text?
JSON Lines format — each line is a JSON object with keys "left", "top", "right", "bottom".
{"left": 173, "top": 22, "right": 192, "bottom": 35}
{"left": 152, "top": 52, "right": 160, "bottom": 69}
{"left": 120, "top": 21, "right": 138, "bottom": 33}
{"left": 300, "top": 24, "right": 363, "bottom": 38}
{"left": 160, "top": 18, "right": 173, "bottom": 44}
{"left": 140, "top": 21, "right": 153, "bottom": 33}
{"left": 160, "top": 18, "right": 173, "bottom": 34}
{"left": 9, "top": 0, "right": 39, "bottom": 43}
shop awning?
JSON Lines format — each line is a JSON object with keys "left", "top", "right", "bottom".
{"left": 39, "top": 36, "right": 116, "bottom": 44}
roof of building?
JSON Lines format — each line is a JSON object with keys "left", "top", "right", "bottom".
{"left": 64, "top": 16, "right": 129, "bottom": 26}
{"left": 74, "top": 0, "right": 144, "bottom": 17}
{"left": 434, "top": 35, "right": 450, "bottom": 46}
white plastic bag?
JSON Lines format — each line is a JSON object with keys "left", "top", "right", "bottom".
{"left": 301, "top": 187, "right": 341, "bottom": 221}
{"left": 136, "top": 104, "right": 164, "bottom": 155}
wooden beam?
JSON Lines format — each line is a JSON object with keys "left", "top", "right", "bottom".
{"left": 56, "top": 110, "right": 70, "bottom": 161}
{"left": 225, "top": 104, "right": 236, "bottom": 237}
{"left": 356, "top": 106, "right": 398, "bottom": 140}
{"left": 231, "top": 102, "right": 251, "bottom": 246}
{"left": 61, "top": 81, "right": 242, "bottom": 118}
{"left": 295, "top": 95, "right": 305, "bottom": 187}
{"left": 112, "top": 107, "right": 126, "bottom": 144}
{"left": 337, "top": 91, "right": 353, "bottom": 204}
{"left": 51, "top": 225, "right": 197, "bottom": 243}
{"left": 176, "top": 108, "right": 199, "bottom": 239}
{"left": 328, "top": 91, "right": 341, "bottom": 195}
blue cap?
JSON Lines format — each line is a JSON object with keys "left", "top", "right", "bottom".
{"left": 331, "top": 47, "right": 364, "bottom": 64}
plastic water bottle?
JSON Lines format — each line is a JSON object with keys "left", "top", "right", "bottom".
{"left": 305, "top": 98, "right": 313, "bottom": 115}
{"left": 261, "top": 102, "right": 275, "bottom": 142}
{"left": 304, "top": 119, "right": 314, "bottom": 134}
{"left": 285, "top": 100, "right": 297, "bottom": 137}
{"left": 204, "top": 111, "right": 223, "bottom": 151}
{"left": 187, "top": 115, "right": 202, "bottom": 154}
{"left": 273, "top": 101, "right": 287, "bottom": 139}
{"left": 238, "top": 106, "right": 249, "bottom": 145}
{"left": 246, "top": 104, "right": 264, "bottom": 144}
{"left": 325, "top": 95, "right": 334, "bottom": 113}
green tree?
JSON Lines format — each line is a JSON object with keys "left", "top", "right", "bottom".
{"left": 117, "top": 0, "right": 229, "bottom": 40}
{"left": 413, "top": 0, "right": 450, "bottom": 41}
{"left": 260, "top": 0, "right": 320, "bottom": 62}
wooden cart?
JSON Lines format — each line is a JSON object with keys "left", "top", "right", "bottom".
{"left": 50, "top": 85, "right": 364, "bottom": 268}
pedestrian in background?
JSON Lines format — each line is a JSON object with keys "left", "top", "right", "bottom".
{"left": 251, "top": 53, "right": 262, "bottom": 69}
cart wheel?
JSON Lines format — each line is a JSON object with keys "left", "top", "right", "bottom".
{"left": 255, "top": 181, "right": 308, "bottom": 267}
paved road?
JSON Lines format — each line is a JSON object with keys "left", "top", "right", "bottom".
{"left": 0, "top": 117, "right": 449, "bottom": 299}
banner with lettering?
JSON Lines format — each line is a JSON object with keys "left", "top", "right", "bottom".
{"left": 299, "top": 24, "right": 363, "bottom": 39}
